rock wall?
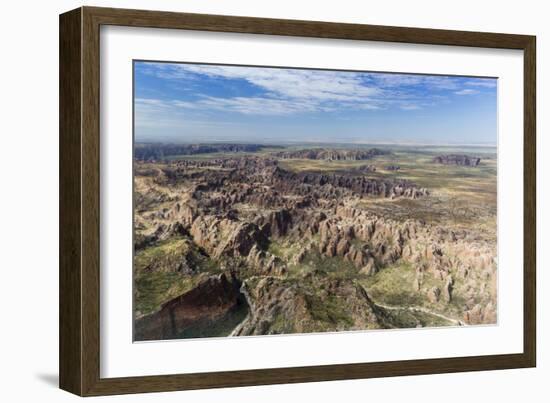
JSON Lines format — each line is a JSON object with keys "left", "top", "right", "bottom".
{"left": 135, "top": 273, "right": 245, "bottom": 341}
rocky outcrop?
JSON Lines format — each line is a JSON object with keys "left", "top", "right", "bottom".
{"left": 360, "top": 258, "right": 378, "bottom": 276}
{"left": 354, "top": 164, "right": 377, "bottom": 173}
{"left": 280, "top": 170, "right": 428, "bottom": 199}
{"left": 232, "top": 276, "right": 387, "bottom": 336}
{"left": 463, "top": 302, "right": 496, "bottom": 325}
{"left": 443, "top": 276, "right": 454, "bottom": 303}
{"left": 190, "top": 216, "right": 268, "bottom": 258}
{"left": 272, "top": 148, "right": 388, "bottom": 161}
{"left": 433, "top": 154, "right": 481, "bottom": 167}
{"left": 427, "top": 287, "right": 441, "bottom": 303}
{"left": 246, "top": 245, "right": 287, "bottom": 276}
{"left": 134, "top": 237, "right": 205, "bottom": 275}
{"left": 135, "top": 142, "right": 280, "bottom": 161}
{"left": 257, "top": 209, "right": 292, "bottom": 238}
{"left": 177, "top": 198, "right": 495, "bottom": 327}
{"left": 159, "top": 157, "right": 427, "bottom": 212}
{"left": 135, "top": 273, "right": 246, "bottom": 341}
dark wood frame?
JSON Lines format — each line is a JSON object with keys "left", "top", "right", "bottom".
{"left": 60, "top": 6, "right": 536, "bottom": 396}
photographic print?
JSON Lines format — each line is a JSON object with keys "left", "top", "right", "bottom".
{"left": 132, "top": 61, "right": 497, "bottom": 342}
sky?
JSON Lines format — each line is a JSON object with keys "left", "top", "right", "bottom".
{"left": 134, "top": 61, "right": 497, "bottom": 145}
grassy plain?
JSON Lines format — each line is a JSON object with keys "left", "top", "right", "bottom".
{"left": 280, "top": 146, "right": 497, "bottom": 237}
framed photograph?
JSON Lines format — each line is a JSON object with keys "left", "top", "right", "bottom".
{"left": 59, "top": 6, "right": 536, "bottom": 396}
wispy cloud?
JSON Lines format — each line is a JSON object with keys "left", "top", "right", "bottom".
{"left": 139, "top": 63, "right": 381, "bottom": 103}
{"left": 194, "top": 96, "right": 322, "bottom": 115}
{"left": 138, "top": 96, "right": 336, "bottom": 116}
{"left": 400, "top": 104, "right": 422, "bottom": 110}
{"left": 454, "top": 89, "right": 480, "bottom": 95}
{"left": 465, "top": 80, "right": 497, "bottom": 88}
{"left": 134, "top": 63, "right": 498, "bottom": 145}
{"left": 363, "top": 73, "right": 465, "bottom": 91}
{"left": 135, "top": 63, "right": 496, "bottom": 118}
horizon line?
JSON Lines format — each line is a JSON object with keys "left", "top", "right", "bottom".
{"left": 134, "top": 139, "right": 497, "bottom": 147}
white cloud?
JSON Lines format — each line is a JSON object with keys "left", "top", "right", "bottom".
{"left": 454, "top": 89, "right": 480, "bottom": 95}
{"left": 136, "top": 95, "right": 382, "bottom": 117}
{"left": 366, "top": 73, "right": 423, "bottom": 87}
{"left": 364, "top": 73, "right": 462, "bottom": 91}
{"left": 196, "top": 96, "right": 319, "bottom": 115}
{"left": 136, "top": 63, "right": 495, "bottom": 117}
{"left": 465, "top": 79, "right": 497, "bottom": 88}
{"left": 142, "top": 63, "right": 381, "bottom": 103}
{"left": 357, "top": 104, "right": 382, "bottom": 110}
{"left": 400, "top": 104, "right": 422, "bottom": 110}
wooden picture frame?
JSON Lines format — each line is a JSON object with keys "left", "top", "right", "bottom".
{"left": 59, "top": 6, "right": 536, "bottom": 396}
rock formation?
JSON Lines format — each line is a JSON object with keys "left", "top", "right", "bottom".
{"left": 432, "top": 154, "right": 481, "bottom": 167}
{"left": 133, "top": 145, "right": 497, "bottom": 340}
{"left": 272, "top": 148, "right": 388, "bottom": 161}
{"left": 135, "top": 273, "right": 246, "bottom": 341}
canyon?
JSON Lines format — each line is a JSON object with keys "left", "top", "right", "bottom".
{"left": 133, "top": 144, "right": 497, "bottom": 340}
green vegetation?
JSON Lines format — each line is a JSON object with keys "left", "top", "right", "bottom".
{"left": 278, "top": 158, "right": 369, "bottom": 172}
{"left": 134, "top": 271, "right": 200, "bottom": 316}
{"left": 267, "top": 240, "right": 287, "bottom": 259}
{"left": 269, "top": 312, "right": 294, "bottom": 334}
{"left": 361, "top": 263, "right": 423, "bottom": 307}
{"left": 134, "top": 237, "right": 219, "bottom": 316}
{"left": 304, "top": 252, "right": 361, "bottom": 281}
{"left": 361, "top": 262, "right": 466, "bottom": 322}
{"left": 305, "top": 294, "right": 355, "bottom": 328}
{"left": 378, "top": 306, "right": 455, "bottom": 328}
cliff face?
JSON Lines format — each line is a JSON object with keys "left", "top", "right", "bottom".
{"left": 433, "top": 154, "right": 481, "bottom": 166}
{"left": 135, "top": 273, "right": 247, "bottom": 341}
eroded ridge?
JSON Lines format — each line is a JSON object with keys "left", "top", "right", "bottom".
{"left": 134, "top": 147, "right": 496, "bottom": 340}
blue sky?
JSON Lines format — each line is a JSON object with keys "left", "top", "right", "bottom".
{"left": 134, "top": 61, "right": 497, "bottom": 145}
